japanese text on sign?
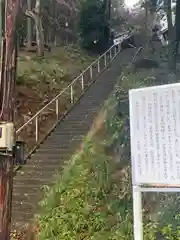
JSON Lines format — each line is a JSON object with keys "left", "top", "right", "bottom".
{"left": 129, "top": 83, "right": 180, "bottom": 185}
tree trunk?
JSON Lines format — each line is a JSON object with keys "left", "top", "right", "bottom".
{"left": 144, "top": 0, "right": 152, "bottom": 52}
{"left": 0, "top": 0, "right": 20, "bottom": 237}
{"left": 27, "top": 0, "right": 32, "bottom": 49}
{"left": 175, "top": 0, "right": 180, "bottom": 62}
{"left": 25, "top": 0, "right": 44, "bottom": 56}
{"left": 51, "top": 0, "right": 56, "bottom": 46}
{"left": 145, "top": 1, "right": 148, "bottom": 37}
{"left": 0, "top": 0, "right": 2, "bottom": 46}
{"left": 0, "top": 0, "right": 5, "bottom": 46}
{"left": 148, "top": 9, "right": 156, "bottom": 54}
{"left": 35, "top": 0, "right": 44, "bottom": 56}
{"left": 165, "top": 0, "right": 176, "bottom": 71}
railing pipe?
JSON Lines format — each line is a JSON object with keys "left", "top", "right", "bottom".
{"left": 104, "top": 53, "right": 107, "bottom": 67}
{"left": 110, "top": 49, "right": 112, "bottom": 59}
{"left": 90, "top": 66, "right": 93, "bottom": 79}
{"left": 81, "top": 74, "right": 84, "bottom": 90}
{"left": 115, "top": 46, "right": 117, "bottom": 55}
{"left": 98, "top": 60, "right": 100, "bottom": 73}
{"left": 117, "top": 44, "right": 119, "bottom": 53}
{"left": 56, "top": 99, "right": 59, "bottom": 119}
{"left": 35, "top": 116, "right": 38, "bottom": 142}
{"left": 16, "top": 38, "right": 128, "bottom": 136}
{"left": 70, "top": 85, "right": 74, "bottom": 103}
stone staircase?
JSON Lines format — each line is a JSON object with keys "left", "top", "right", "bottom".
{"left": 12, "top": 48, "right": 135, "bottom": 228}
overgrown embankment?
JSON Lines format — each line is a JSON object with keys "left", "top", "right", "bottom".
{"left": 36, "top": 76, "right": 134, "bottom": 240}
{"left": 17, "top": 52, "right": 180, "bottom": 239}
{"left": 16, "top": 45, "right": 94, "bottom": 127}
{"left": 16, "top": 45, "right": 95, "bottom": 149}
{"left": 34, "top": 69, "right": 171, "bottom": 240}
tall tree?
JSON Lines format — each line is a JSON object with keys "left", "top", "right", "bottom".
{"left": 0, "top": 0, "right": 3, "bottom": 45}
{"left": 0, "top": 0, "right": 20, "bottom": 237}
{"left": 111, "top": 0, "right": 126, "bottom": 32}
{"left": 79, "top": 0, "right": 111, "bottom": 53}
{"left": 25, "top": 0, "right": 44, "bottom": 56}
{"left": 174, "top": 0, "right": 180, "bottom": 61}
{"left": 27, "top": 0, "right": 32, "bottom": 49}
{"left": 164, "top": 0, "right": 176, "bottom": 70}
{"left": 51, "top": 0, "right": 57, "bottom": 45}
{"left": 0, "top": 0, "right": 5, "bottom": 46}
{"left": 145, "top": 0, "right": 177, "bottom": 70}
{"left": 141, "top": 0, "right": 161, "bottom": 51}
{"left": 35, "top": 0, "right": 44, "bottom": 56}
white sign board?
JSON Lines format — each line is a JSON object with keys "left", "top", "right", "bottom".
{"left": 114, "top": 38, "right": 122, "bottom": 45}
{"left": 129, "top": 83, "right": 180, "bottom": 186}
{"left": 113, "top": 33, "right": 129, "bottom": 46}
{"left": 129, "top": 83, "right": 180, "bottom": 240}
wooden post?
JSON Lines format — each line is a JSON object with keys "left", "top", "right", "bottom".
{"left": 0, "top": 0, "right": 3, "bottom": 45}
{"left": 0, "top": 0, "right": 20, "bottom": 238}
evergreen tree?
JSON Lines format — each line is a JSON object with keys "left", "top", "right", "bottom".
{"left": 79, "top": 0, "right": 111, "bottom": 53}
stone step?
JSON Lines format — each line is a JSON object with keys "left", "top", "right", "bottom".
{"left": 12, "top": 211, "right": 34, "bottom": 227}
{"left": 12, "top": 48, "right": 133, "bottom": 230}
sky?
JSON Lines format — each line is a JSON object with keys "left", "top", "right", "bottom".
{"left": 124, "top": 0, "right": 139, "bottom": 8}
{"left": 124, "top": 0, "right": 176, "bottom": 8}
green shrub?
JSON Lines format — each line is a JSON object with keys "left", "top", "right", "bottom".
{"left": 37, "top": 71, "right": 160, "bottom": 239}
{"left": 38, "top": 133, "right": 133, "bottom": 239}
{"left": 37, "top": 70, "right": 178, "bottom": 239}
{"left": 17, "top": 45, "right": 94, "bottom": 86}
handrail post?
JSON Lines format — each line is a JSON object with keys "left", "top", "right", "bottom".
{"left": 115, "top": 46, "right": 117, "bottom": 55}
{"left": 81, "top": 74, "right": 84, "bottom": 90}
{"left": 119, "top": 43, "right": 121, "bottom": 52}
{"left": 116, "top": 45, "right": 119, "bottom": 53}
{"left": 98, "top": 60, "right": 100, "bottom": 73}
{"left": 70, "top": 85, "right": 74, "bottom": 103}
{"left": 90, "top": 66, "right": 93, "bottom": 79}
{"left": 56, "top": 99, "right": 59, "bottom": 120}
{"left": 35, "top": 116, "right": 38, "bottom": 142}
{"left": 17, "top": 42, "right": 126, "bottom": 150}
{"left": 110, "top": 49, "right": 112, "bottom": 59}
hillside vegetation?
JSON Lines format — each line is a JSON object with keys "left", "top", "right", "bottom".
{"left": 15, "top": 45, "right": 95, "bottom": 149}
{"left": 24, "top": 54, "right": 180, "bottom": 239}
{"left": 16, "top": 45, "right": 94, "bottom": 124}
{"left": 34, "top": 75, "right": 134, "bottom": 239}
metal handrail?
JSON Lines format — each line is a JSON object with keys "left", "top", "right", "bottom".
{"left": 16, "top": 38, "right": 127, "bottom": 149}
{"left": 16, "top": 43, "right": 117, "bottom": 133}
